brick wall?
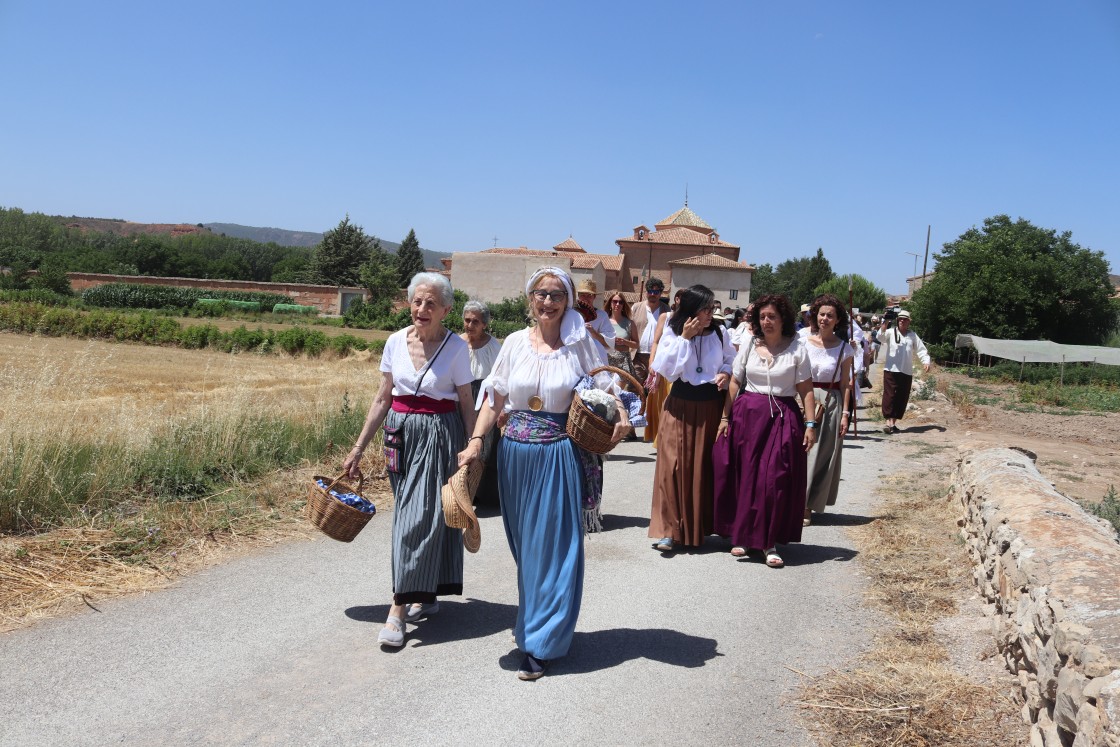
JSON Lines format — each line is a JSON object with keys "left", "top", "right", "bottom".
{"left": 65, "top": 272, "right": 368, "bottom": 315}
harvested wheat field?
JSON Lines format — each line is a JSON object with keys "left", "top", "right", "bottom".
{"left": 0, "top": 332, "right": 391, "bottom": 630}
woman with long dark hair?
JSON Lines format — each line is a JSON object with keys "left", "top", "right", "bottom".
{"left": 647, "top": 285, "right": 735, "bottom": 553}
{"left": 713, "top": 294, "right": 817, "bottom": 568}
{"left": 804, "top": 294, "right": 854, "bottom": 525}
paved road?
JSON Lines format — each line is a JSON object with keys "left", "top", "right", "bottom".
{"left": 1, "top": 424, "right": 903, "bottom": 746}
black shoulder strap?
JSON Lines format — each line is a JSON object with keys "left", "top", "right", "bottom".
{"left": 412, "top": 330, "right": 453, "bottom": 397}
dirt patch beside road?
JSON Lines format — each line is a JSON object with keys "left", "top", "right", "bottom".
{"left": 861, "top": 366, "right": 1119, "bottom": 507}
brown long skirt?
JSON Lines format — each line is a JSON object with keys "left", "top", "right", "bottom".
{"left": 648, "top": 394, "right": 723, "bottom": 545}
{"left": 881, "top": 370, "right": 913, "bottom": 420}
{"left": 643, "top": 376, "right": 671, "bottom": 445}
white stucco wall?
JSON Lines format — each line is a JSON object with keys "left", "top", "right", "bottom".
{"left": 450, "top": 253, "right": 573, "bottom": 304}
{"left": 669, "top": 266, "right": 753, "bottom": 309}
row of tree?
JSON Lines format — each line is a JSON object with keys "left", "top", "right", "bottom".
{"left": 748, "top": 247, "right": 889, "bottom": 313}
{"left": 0, "top": 208, "right": 428, "bottom": 293}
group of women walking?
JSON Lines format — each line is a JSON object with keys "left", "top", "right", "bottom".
{"left": 647, "top": 289, "right": 854, "bottom": 568}
{"left": 340, "top": 269, "right": 858, "bottom": 681}
{"left": 344, "top": 267, "right": 627, "bottom": 681}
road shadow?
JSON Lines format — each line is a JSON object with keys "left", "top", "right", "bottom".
{"left": 599, "top": 513, "right": 649, "bottom": 532}
{"left": 606, "top": 453, "right": 657, "bottom": 465}
{"left": 345, "top": 598, "right": 518, "bottom": 648}
{"left": 809, "top": 511, "right": 878, "bottom": 527}
{"left": 732, "top": 543, "right": 857, "bottom": 567}
{"left": 895, "top": 424, "right": 948, "bottom": 434}
{"left": 498, "top": 627, "right": 722, "bottom": 676}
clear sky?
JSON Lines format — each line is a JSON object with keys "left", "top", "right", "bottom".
{"left": 2, "top": 1, "right": 1117, "bottom": 295}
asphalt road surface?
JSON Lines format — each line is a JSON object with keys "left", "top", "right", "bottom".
{"left": 1, "top": 426, "right": 903, "bottom": 746}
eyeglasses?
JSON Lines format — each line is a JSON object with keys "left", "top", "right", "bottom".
{"left": 646, "top": 289, "right": 662, "bottom": 295}
{"left": 701, "top": 305, "right": 718, "bottom": 312}
{"left": 530, "top": 290, "right": 567, "bottom": 303}
{"left": 610, "top": 300, "right": 623, "bottom": 305}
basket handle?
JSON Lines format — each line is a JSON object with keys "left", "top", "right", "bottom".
{"left": 589, "top": 365, "right": 647, "bottom": 415}
{"left": 325, "top": 471, "right": 364, "bottom": 496}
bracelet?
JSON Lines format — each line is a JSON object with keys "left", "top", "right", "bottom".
{"left": 721, "top": 416, "right": 730, "bottom": 421}
{"left": 350, "top": 445, "right": 364, "bottom": 452}
{"left": 468, "top": 435, "right": 484, "bottom": 444}
{"left": 805, "top": 421, "right": 818, "bottom": 429}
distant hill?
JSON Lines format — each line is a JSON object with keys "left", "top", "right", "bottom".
{"left": 203, "top": 223, "right": 447, "bottom": 267}
{"left": 52, "top": 216, "right": 448, "bottom": 268}
{"left": 203, "top": 223, "right": 328, "bottom": 248}
{"left": 60, "top": 217, "right": 210, "bottom": 238}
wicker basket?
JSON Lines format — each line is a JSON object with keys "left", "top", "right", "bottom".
{"left": 307, "top": 472, "right": 373, "bottom": 543}
{"left": 567, "top": 366, "right": 647, "bottom": 455}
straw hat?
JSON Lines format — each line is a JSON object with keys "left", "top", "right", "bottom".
{"left": 575, "top": 278, "right": 601, "bottom": 295}
{"left": 441, "top": 459, "right": 483, "bottom": 553}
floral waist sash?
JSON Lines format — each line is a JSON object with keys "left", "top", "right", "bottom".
{"left": 504, "top": 410, "right": 569, "bottom": 444}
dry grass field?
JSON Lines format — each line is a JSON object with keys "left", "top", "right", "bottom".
{"left": 0, "top": 332, "right": 392, "bottom": 630}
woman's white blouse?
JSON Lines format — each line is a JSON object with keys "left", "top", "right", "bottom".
{"left": 650, "top": 325, "right": 735, "bottom": 385}
{"left": 477, "top": 328, "right": 611, "bottom": 413}
{"left": 466, "top": 335, "right": 504, "bottom": 380}
{"left": 380, "top": 327, "right": 474, "bottom": 400}
{"left": 806, "top": 340, "right": 854, "bottom": 383}
{"left": 733, "top": 336, "right": 813, "bottom": 397}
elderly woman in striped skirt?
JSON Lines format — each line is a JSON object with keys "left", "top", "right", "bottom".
{"left": 344, "top": 272, "right": 477, "bottom": 649}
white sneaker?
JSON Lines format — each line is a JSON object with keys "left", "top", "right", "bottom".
{"left": 404, "top": 602, "right": 440, "bottom": 622}
{"left": 378, "top": 616, "right": 405, "bottom": 647}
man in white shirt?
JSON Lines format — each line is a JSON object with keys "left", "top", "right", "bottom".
{"left": 877, "top": 310, "right": 931, "bottom": 434}
{"left": 575, "top": 278, "right": 615, "bottom": 355}
{"left": 629, "top": 277, "right": 669, "bottom": 383}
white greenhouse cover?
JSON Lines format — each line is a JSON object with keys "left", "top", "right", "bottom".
{"left": 954, "top": 335, "right": 1120, "bottom": 366}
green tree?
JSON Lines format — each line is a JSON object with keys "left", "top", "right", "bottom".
{"left": 358, "top": 239, "right": 399, "bottom": 317}
{"left": 749, "top": 263, "right": 777, "bottom": 299}
{"left": 812, "top": 274, "right": 887, "bottom": 315}
{"left": 771, "top": 248, "right": 834, "bottom": 307}
{"left": 312, "top": 216, "right": 374, "bottom": 286}
{"left": 28, "top": 258, "right": 74, "bottom": 295}
{"left": 395, "top": 228, "right": 426, "bottom": 287}
{"left": 909, "top": 215, "right": 1114, "bottom": 347}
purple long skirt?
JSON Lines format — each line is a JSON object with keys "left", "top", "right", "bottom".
{"left": 712, "top": 391, "right": 808, "bottom": 549}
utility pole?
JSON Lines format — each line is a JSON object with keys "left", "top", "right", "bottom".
{"left": 921, "top": 225, "right": 930, "bottom": 279}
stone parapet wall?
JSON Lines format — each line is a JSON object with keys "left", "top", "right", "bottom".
{"left": 952, "top": 447, "right": 1120, "bottom": 747}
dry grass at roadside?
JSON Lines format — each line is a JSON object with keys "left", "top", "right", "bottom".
{"left": 0, "top": 334, "right": 392, "bottom": 631}
{"left": 796, "top": 469, "right": 1025, "bottom": 746}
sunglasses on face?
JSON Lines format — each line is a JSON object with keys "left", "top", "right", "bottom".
{"left": 610, "top": 300, "right": 623, "bottom": 305}
{"left": 530, "top": 290, "right": 567, "bottom": 303}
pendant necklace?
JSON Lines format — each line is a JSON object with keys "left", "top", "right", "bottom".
{"left": 528, "top": 329, "right": 552, "bottom": 411}
{"left": 694, "top": 333, "right": 704, "bottom": 374}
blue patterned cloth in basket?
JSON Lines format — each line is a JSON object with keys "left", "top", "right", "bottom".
{"left": 316, "top": 479, "right": 376, "bottom": 514}
{"left": 575, "top": 375, "right": 648, "bottom": 429}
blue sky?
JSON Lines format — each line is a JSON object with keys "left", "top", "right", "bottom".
{"left": 2, "top": 1, "right": 1117, "bottom": 295}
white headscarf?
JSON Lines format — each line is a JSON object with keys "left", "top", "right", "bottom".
{"left": 525, "top": 266, "right": 586, "bottom": 346}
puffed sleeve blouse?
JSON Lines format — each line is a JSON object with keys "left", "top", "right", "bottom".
{"left": 650, "top": 325, "right": 735, "bottom": 385}
{"left": 477, "top": 329, "right": 610, "bottom": 413}
{"left": 380, "top": 327, "right": 474, "bottom": 400}
{"left": 467, "top": 335, "right": 504, "bottom": 380}
{"left": 732, "top": 336, "right": 813, "bottom": 397}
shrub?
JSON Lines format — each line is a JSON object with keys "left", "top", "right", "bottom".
{"left": 82, "top": 282, "right": 290, "bottom": 312}
{"left": 328, "top": 334, "right": 369, "bottom": 357}
{"left": 1086, "top": 485, "right": 1120, "bottom": 534}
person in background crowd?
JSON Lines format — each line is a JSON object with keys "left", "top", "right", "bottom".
{"left": 730, "top": 303, "right": 755, "bottom": 351}
{"left": 647, "top": 285, "right": 735, "bottom": 553}
{"left": 460, "top": 267, "right": 627, "bottom": 681}
{"left": 344, "top": 272, "right": 477, "bottom": 649}
{"left": 460, "top": 300, "right": 504, "bottom": 506}
{"left": 795, "top": 304, "right": 812, "bottom": 333}
{"left": 575, "top": 278, "right": 614, "bottom": 355}
{"left": 604, "top": 290, "right": 638, "bottom": 378}
{"left": 803, "top": 294, "right": 854, "bottom": 526}
{"left": 643, "top": 288, "right": 685, "bottom": 445}
{"left": 713, "top": 294, "right": 816, "bottom": 568}
{"left": 877, "top": 310, "right": 931, "bottom": 434}
{"left": 631, "top": 278, "right": 669, "bottom": 386}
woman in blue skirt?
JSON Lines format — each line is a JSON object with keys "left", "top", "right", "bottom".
{"left": 459, "top": 267, "right": 629, "bottom": 680}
